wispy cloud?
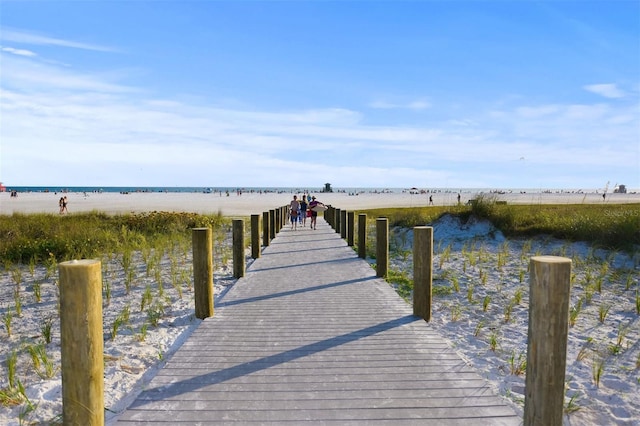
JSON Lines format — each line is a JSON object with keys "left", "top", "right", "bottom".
{"left": 1, "top": 46, "right": 37, "bottom": 57}
{"left": 1, "top": 53, "right": 135, "bottom": 93}
{"left": 584, "top": 83, "right": 626, "bottom": 99}
{"left": 369, "top": 99, "right": 431, "bottom": 110}
{"left": 1, "top": 28, "right": 117, "bottom": 52}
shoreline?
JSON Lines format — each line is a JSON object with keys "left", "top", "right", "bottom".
{"left": 2, "top": 190, "right": 639, "bottom": 216}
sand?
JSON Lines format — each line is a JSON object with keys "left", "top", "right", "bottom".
{"left": 2, "top": 189, "right": 639, "bottom": 216}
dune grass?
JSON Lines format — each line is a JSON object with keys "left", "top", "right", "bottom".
{"left": 0, "top": 211, "right": 230, "bottom": 265}
{"left": 356, "top": 196, "right": 640, "bottom": 252}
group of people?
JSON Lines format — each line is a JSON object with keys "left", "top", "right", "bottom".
{"left": 289, "top": 194, "right": 324, "bottom": 230}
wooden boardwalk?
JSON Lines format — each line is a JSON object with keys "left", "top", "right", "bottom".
{"left": 115, "top": 218, "right": 521, "bottom": 425}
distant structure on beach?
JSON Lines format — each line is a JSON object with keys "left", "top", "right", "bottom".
{"left": 322, "top": 183, "right": 333, "bottom": 193}
{"left": 614, "top": 184, "right": 627, "bottom": 194}
{"left": 0, "top": 182, "right": 5, "bottom": 192}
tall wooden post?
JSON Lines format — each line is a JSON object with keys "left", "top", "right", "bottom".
{"left": 524, "top": 256, "right": 572, "bottom": 426}
{"left": 358, "top": 214, "right": 367, "bottom": 258}
{"left": 282, "top": 206, "right": 287, "bottom": 228}
{"left": 269, "top": 209, "right": 276, "bottom": 239}
{"left": 192, "top": 228, "right": 213, "bottom": 319}
{"left": 275, "top": 208, "right": 281, "bottom": 233}
{"left": 233, "top": 219, "right": 245, "bottom": 278}
{"left": 251, "top": 214, "right": 260, "bottom": 259}
{"left": 413, "top": 226, "right": 433, "bottom": 321}
{"left": 340, "top": 209, "right": 347, "bottom": 239}
{"left": 59, "top": 259, "right": 104, "bottom": 426}
{"left": 335, "top": 208, "right": 341, "bottom": 234}
{"left": 376, "top": 218, "right": 388, "bottom": 278}
{"left": 347, "top": 211, "right": 355, "bottom": 246}
{"left": 262, "top": 211, "right": 270, "bottom": 247}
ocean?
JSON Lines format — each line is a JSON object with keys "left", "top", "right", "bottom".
{"left": 3, "top": 185, "right": 620, "bottom": 195}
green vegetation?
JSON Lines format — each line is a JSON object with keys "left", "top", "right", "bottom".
{"left": 357, "top": 196, "right": 640, "bottom": 251}
{"left": 0, "top": 211, "right": 229, "bottom": 264}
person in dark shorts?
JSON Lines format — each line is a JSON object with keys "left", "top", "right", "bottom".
{"left": 299, "top": 197, "right": 308, "bottom": 226}
{"left": 308, "top": 196, "right": 324, "bottom": 230}
{"left": 289, "top": 195, "right": 300, "bottom": 230}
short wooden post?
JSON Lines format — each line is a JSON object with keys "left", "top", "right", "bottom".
{"left": 262, "top": 211, "right": 270, "bottom": 247}
{"left": 347, "top": 211, "right": 355, "bottom": 246}
{"left": 192, "top": 228, "right": 213, "bottom": 319}
{"left": 59, "top": 259, "right": 104, "bottom": 426}
{"left": 358, "top": 214, "right": 367, "bottom": 258}
{"left": 233, "top": 219, "right": 245, "bottom": 278}
{"left": 335, "top": 208, "right": 341, "bottom": 234}
{"left": 413, "top": 226, "right": 433, "bottom": 321}
{"left": 269, "top": 209, "right": 276, "bottom": 239}
{"left": 251, "top": 214, "right": 260, "bottom": 259}
{"left": 376, "top": 218, "right": 388, "bottom": 278}
{"left": 340, "top": 209, "right": 347, "bottom": 239}
{"left": 524, "top": 256, "right": 572, "bottom": 426}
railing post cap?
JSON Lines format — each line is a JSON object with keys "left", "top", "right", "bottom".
{"left": 59, "top": 259, "right": 100, "bottom": 267}
{"left": 531, "top": 255, "right": 572, "bottom": 264}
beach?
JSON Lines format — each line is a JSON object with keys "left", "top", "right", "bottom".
{"left": 1, "top": 189, "right": 639, "bottom": 425}
{"left": 2, "top": 189, "right": 639, "bottom": 216}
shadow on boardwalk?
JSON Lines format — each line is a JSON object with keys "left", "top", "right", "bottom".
{"left": 114, "top": 219, "right": 521, "bottom": 425}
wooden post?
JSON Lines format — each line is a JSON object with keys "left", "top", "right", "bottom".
{"left": 376, "top": 218, "right": 388, "bottom": 278}
{"left": 275, "top": 208, "right": 281, "bottom": 233}
{"left": 251, "top": 214, "right": 260, "bottom": 259}
{"left": 358, "top": 214, "right": 367, "bottom": 258}
{"left": 192, "top": 228, "right": 213, "bottom": 319}
{"left": 326, "top": 206, "right": 333, "bottom": 228}
{"left": 340, "top": 209, "right": 347, "bottom": 239}
{"left": 269, "top": 209, "right": 276, "bottom": 239}
{"left": 524, "top": 256, "right": 572, "bottom": 426}
{"left": 347, "top": 211, "right": 355, "bottom": 246}
{"left": 233, "top": 219, "right": 245, "bottom": 278}
{"left": 335, "top": 208, "right": 341, "bottom": 234}
{"left": 282, "top": 206, "right": 287, "bottom": 228}
{"left": 413, "top": 226, "right": 433, "bottom": 321}
{"left": 59, "top": 259, "right": 104, "bottom": 426}
{"left": 262, "top": 211, "right": 270, "bottom": 247}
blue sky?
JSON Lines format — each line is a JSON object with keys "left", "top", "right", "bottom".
{"left": 1, "top": 1, "right": 638, "bottom": 190}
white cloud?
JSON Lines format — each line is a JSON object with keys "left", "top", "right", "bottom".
{"left": 369, "top": 99, "right": 431, "bottom": 110}
{"left": 1, "top": 53, "right": 135, "bottom": 93}
{"left": 516, "top": 105, "right": 561, "bottom": 118}
{"left": 1, "top": 46, "right": 37, "bottom": 57}
{"left": 584, "top": 83, "right": 626, "bottom": 99}
{"left": 1, "top": 28, "right": 117, "bottom": 52}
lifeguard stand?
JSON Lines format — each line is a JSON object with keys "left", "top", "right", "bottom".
{"left": 614, "top": 184, "right": 627, "bottom": 194}
{"left": 323, "top": 183, "right": 333, "bottom": 193}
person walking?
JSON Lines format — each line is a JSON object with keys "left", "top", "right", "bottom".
{"left": 299, "top": 197, "right": 308, "bottom": 226}
{"left": 308, "top": 196, "right": 324, "bottom": 230}
{"left": 289, "top": 195, "right": 300, "bottom": 230}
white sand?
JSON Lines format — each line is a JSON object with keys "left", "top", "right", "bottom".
{"left": 2, "top": 189, "right": 639, "bottom": 216}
